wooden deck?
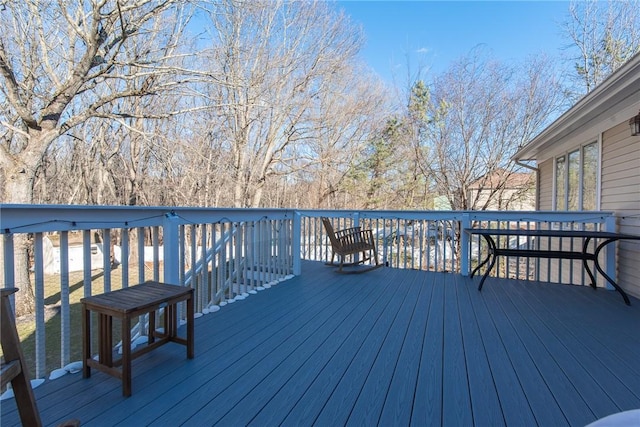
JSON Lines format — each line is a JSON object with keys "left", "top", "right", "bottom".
{"left": 2, "top": 261, "right": 640, "bottom": 426}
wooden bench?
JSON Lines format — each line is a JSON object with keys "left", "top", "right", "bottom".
{"left": 81, "top": 281, "right": 194, "bottom": 396}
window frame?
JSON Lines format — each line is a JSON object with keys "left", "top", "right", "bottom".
{"left": 552, "top": 139, "right": 601, "bottom": 211}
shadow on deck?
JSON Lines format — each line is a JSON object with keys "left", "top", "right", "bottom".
{"left": 2, "top": 261, "right": 640, "bottom": 426}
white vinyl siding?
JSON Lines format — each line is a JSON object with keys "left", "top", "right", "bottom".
{"left": 601, "top": 122, "right": 640, "bottom": 299}
{"left": 538, "top": 159, "right": 554, "bottom": 210}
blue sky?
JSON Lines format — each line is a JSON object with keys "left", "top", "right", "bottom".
{"left": 337, "top": 1, "right": 571, "bottom": 82}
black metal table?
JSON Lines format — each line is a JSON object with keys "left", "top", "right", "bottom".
{"left": 465, "top": 228, "right": 640, "bottom": 305}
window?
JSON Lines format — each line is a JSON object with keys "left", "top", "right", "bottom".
{"left": 554, "top": 141, "right": 598, "bottom": 211}
{"left": 568, "top": 150, "right": 580, "bottom": 210}
{"left": 582, "top": 143, "right": 598, "bottom": 210}
{"left": 555, "top": 156, "right": 566, "bottom": 210}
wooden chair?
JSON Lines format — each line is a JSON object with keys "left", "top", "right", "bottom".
{"left": 1, "top": 288, "right": 43, "bottom": 427}
{"left": 321, "top": 217, "right": 381, "bottom": 273}
{"left": 1, "top": 288, "right": 80, "bottom": 427}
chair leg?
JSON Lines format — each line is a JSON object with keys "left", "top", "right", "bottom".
{"left": 1, "top": 288, "right": 43, "bottom": 427}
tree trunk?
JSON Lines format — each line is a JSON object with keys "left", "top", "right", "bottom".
{"left": 2, "top": 163, "right": 37, "bottom": 317}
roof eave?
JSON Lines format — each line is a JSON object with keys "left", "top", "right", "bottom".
{"left": 514, "top": 51, "right": 640, "bottom": 162}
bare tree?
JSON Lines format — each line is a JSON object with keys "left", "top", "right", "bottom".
{"left": 200, "top": 0, "right": 368, "bottom": 208}
{"left": 0, "top": 0, "right": 194, "bottom": 315}
{"left": 293, "top": 63, "right": 392, "bottom": 209}
{"left": 561, "top": 0, "right": 640, "bottom": 97}
{"left": 413, "top": 49, "right": 564, "bottom": 211}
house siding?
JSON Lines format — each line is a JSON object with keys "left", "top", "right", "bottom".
{"left": 538, "top": 159, "right": 554, "bottom": 210}
{"left": 520, "top": 52, "right": 640, "bottom": 300}
{"left": 601, "top": 122, "right": 640, "bottom": 299}
{"left": 534, "top": 124, "right": 640, "bottom": 297}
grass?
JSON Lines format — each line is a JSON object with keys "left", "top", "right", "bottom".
{"left": 10, "top": 264, "right": 158, "bottom": 381}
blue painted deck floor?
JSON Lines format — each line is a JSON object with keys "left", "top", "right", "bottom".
{"left": 2, "top": 261, "right": 640, "bottom": 426}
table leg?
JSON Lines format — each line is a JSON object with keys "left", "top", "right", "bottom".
{"left": 187, "top": 292, "right": 194, "bottom": 359}
{"left": 99, "top": 314, "right": 113, "bottom": 367}
{"left": 581, "top": 237, "right": 598, "bottom": 289}
{"left": 594, "top": 238, "right": 631, "bottom": 305}
{"left": 471, "top": 248, "right": 491, "bottom": 279}
{"left": 149, "top": 310, "right": 156, "bottom": 344}
{"left": 165, "top": 304, "right": 173, "bottom": 339}
{"left": 82, "top": 305, "right": 91, "bottom": 378}
{"left": 477, "top": 235, "right": 497, "bottom": 291}
{"left": 122, "top": 315, "right": 132, "bottom": 397}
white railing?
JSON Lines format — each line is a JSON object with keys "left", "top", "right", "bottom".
{"left": 299, "top": 209, "right": 617, "bottom": 282}
{"left": 300, "top": 211, "right": 461, "bottom": 272}
{"left": 1, "top": 205, "right": 296, "bottom": 381}
{"left": 0, "top": 205, "right": 617, "bottom": 383}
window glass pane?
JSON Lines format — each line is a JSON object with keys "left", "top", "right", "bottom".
{"left": 568, "top": 150, "right": 580, "bottom": 210}
{"left": 555, "top": 156, "right": 566, "bottom": 210}
{"left": 582, "top": 142, "right": 597, "bottom": 210}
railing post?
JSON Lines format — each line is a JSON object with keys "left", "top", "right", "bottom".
{"left": 34, "top": 233, "right": 45, "bottom": 378}
{"left": 163, "top": 212, "right": 181, "bottom": 286}
{"left": 292, "top": 212, "right": 301, "bottom": 275}
{"left": 460, "top": 213, "right": 471, "bottom": 276}
{"left": 2, "top": 234, "right": 15, "bottom": 289}
{"left": 353, "top": 212, "right": 360, "bottom": 228}
{"left": 603, "top": 214, "right": 617, "bottom": 290}
{"left": 353, "top": 213, "right": 361, "bottom": 265}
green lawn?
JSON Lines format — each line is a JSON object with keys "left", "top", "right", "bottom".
{"left": 11, "top": 265, "right": 156, "bottom": 380}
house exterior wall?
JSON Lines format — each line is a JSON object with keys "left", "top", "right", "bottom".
{"left": 538, "top": 159, "right": 554, "bottom": 210}
{"left": 468, "top": 187, "right": 536, "bottom": 211}
{"left": 516, "top": 52, "right": 640, "bottom": 299}
{"left": 533, "top": 120, "right": 640, "bottom": 298}
{"left": 600, "top": 121, "right": 640, "bottom": 298}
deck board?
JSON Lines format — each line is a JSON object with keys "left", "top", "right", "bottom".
{"left": 482, "top": 280, "right": 572, "bottom": 426}
{"left": 456, "top": 275, "right": 506, "bottom": 427}
{"left": 411, "top": 271, "right": 445, "bottom": 426}
{"left": 246, "top": 271, "right": 396, "bottom": 426}
{"left": 508, "top": 280, "right": 621, "bottom": 419}
{"left": 311, "top": 268, "right": 412, "bottom": 426}
{"left": 2, "top": 261, "right": 640, "bottom": 427}
{"left": 189, "top": 269, "right": 388, "bottom": 425}
{"left": 346, "top": 269, "right": 425, "bottom": 425}
{"left": 442, "top": 273, "right": 473, "bottom": 427}
{"left": 465, "top": 277, "right": 538, "bottom": 426}
{"left": 491, "top": 281, "right": 595, "bottom": 426}
{"left": 377, "top": 270, "right": 433, "bottom": 426}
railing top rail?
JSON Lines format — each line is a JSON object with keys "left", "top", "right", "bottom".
{"left": 0, "top": 205, "right": 297, "bottom": 234}
{"left": 1, "top": 205, "right": 617, "bottom": 234}
{"left": 298, "top": 209, "right": 616, "bottom": 222}
{"left": 464, "top": 210, "right": 615, "bottom": 223}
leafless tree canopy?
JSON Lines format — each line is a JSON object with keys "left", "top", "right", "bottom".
{"left": 561, "top": 0, "right": 640, "bottom": 97}
{"left": 397, "top": 49, "right": 564, "bottom": 211}
{"left": 1, "top": 0, "right": 193, "bottom": 203}
{"left": 1, "top": 0, "right": 194, "bottom": 314}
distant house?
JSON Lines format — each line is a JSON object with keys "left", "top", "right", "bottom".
{"left": 467, "top": 169, "right": 535, "bottom": 211}
{"left": 514, "top": 51, "right": 640, "bottom": 298}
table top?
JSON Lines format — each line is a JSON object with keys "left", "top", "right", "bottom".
{"left": 1, "top": 288, "right": 18, "bottom": 298}
{"left": 80, "top": 281, "right": 192, "bottom": 314}
{"left": 464, "top": 228, "right": 640, "bottom": 240}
